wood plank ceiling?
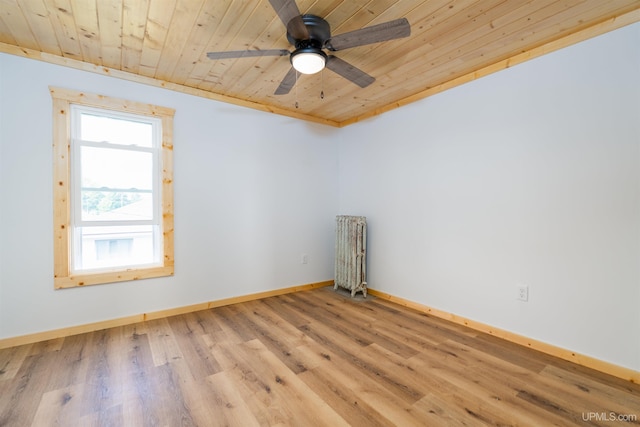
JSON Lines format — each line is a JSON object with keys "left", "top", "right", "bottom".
{"left": 1, "top": 0, "right": 639, "bottom": 127}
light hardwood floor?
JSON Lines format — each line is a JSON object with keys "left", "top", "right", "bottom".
{"left": 1, "top": 286, "right": 639, "bottom": 426}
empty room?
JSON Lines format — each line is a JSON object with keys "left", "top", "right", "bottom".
{"left": 1, "top": 1, "right": 639, "bottom": 425}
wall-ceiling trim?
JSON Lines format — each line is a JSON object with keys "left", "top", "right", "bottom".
{"left": 1, "top": 7, "right": 638, "bottom": 128}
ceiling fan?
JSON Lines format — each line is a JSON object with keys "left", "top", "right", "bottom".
{"left": 206, "top": 0, "right": 411, "bottom": 95}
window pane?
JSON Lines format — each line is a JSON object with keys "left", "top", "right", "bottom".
{"left": 75, "top": 225, "right": 159, "bottom": 271}
{"left": 96, "top": 238, "right": 133, "bottom": 260}
{"left": 80, "top": 113, "right": 153, "bottom": 147}
{"left": 81, "top": 146, "right": 153, "bottom": 190}
{"left": 80, "top": 191, "right": 153, "bottom": 221}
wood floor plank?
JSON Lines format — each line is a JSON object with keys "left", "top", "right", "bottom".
{"left": 410, "top": 338, "right": 633, "bottom": 426}
{"left": 210, "top": 305, "right": 260, "bottom": 344}
{"left": 149, "top": 363, "right": 200, "bottom": 426}
{"left": 296, "top": 335, "right": 437, "bottom": 427}
{"left": 512, "top": 369, "right": 639, "bottom": 426}
{"left": 293, "top": 290, "right": 421, "bottom": 359}
{"left": 259, "top": 293, "right": 312, "bottom": 328}
{"left": 211, "top": 339, "right": 350, "bottom": 426}
{"left": 145, "top": 317, "right": 185, "bottom": 367}
{"left": 298, "top": 365, "right": 399, "bottom": 427}
{"left": 30, "top": 383, "right": 86, "bottom": 427}
{"left": 414, "top": 392, "right": 487, "bottom": 427}
{"left": 80, "top": 328, "right": 128, "bottom": 417}
{"left": 203, "top": 371, "right": 262, "bottom": 427}
{"left": 541, "top": 364, "right": 640, "bottom": 411}
{"left": 226, "top": 302, "right": 310, "bottom": 374}
{"left": 182, "top": 308, "right": 225, "bottom": 336}
{"left": 368, "top": 296, "right": 479, "bottom": 340}
{"left": 243, "top": 338, "right": 351, "bottom": 427}
{"left": 406, "top": 343, "right": 571, "bottom": 426}
{"left": 249, "top": 300, "right": 310, "bottom": 348}
{"left": 0, "top": 350, "right": 62, "bottom": 425}
{"left": 464, "top": 346, "right": 636, "bottom": 426}
{"left": 306, "top": 358, "right": 435, "bottom": 427}
{"left": 375, "top": 340, "right": 558, "bottom": 426}
{"left": 1, "top": 286, "right": 639, "bottom": 426}
{"left": 28, "top": 337, "right": 65, "bottom": 356}
{"left": 290, "top": 307, "right": 426, "bottom": 404}
{"left": 0, "top": 342, "right": 32, "bottom": 381}
{"left": 79, "top": 403, "right": 124, "bottom": 427}
{"left": 43, "top": 333, "right": 93, "bottom": 392}
{"left": 449, "top": 327, "right": 550, "bottom": 374}
{"left": 120, "top": 329, "right": 193, "bottom": 427}
{"left": 167, "top": 313, "right": 222, "bottom": 380}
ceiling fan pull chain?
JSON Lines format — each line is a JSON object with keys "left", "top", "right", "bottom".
{"left": 321, "top": 70, "right": 325, "bottom": 99}
{"left": 295, "top": 70, "right": 299, "bottom": 108}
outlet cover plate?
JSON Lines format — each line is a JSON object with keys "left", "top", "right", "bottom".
{"left": 517, "top": 285, "right": 529, "bottom": 302}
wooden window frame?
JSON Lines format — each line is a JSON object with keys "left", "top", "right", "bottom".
{"left": 51, "top": 87, "right": 174, "bottom": 289}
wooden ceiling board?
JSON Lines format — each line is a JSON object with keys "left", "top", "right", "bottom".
{"left": 95, "top": 0, "right": 123, "bottom": 69}
{"left": 0, "top": 16, "right": 16, "bottom": 45}
{"left": 359, "top": 1, "right": 638, "bottom": 99}
{"left": 219, "top": 4, "right": 291, "bottom": 95}
{"left": 4, "top": 1, "right": 39, "bottom": 51}
{"left": 70, "top": 0, "right": 100, "bottom": 61}
{"left": 0, "top": 0, "right": 638, "bottom": 126}
{"left": 18, "top": 0, "right": 60, "bottom": 54}
{"left": 138, "top": 0, "right": 174, "bottom": 78}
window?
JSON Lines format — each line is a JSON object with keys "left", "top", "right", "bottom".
{"left": 51, "top": 87, "right": 174, "bottom": 288}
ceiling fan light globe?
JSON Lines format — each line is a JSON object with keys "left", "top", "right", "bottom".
{"left": 291, "top": 51, "right": 326, "bottom": 74}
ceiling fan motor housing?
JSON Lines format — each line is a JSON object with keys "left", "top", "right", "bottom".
{"left": 287, "top": 14, "right": 331, "bottom": 47}
{"left": 288, "top": 15, "right": 331, "bottom": 74}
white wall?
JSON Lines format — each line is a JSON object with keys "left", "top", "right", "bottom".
{"left": 0, "top": 53, "right": 339, "bottom": 339}
{"left": 338, "top": 23, "right": 640, "bottom": 371}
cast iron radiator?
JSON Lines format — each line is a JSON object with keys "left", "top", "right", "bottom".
{"left": 334, "top": 215, "right": 367, "bottom": 297}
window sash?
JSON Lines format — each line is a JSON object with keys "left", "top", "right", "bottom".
{"left": 72, "top": 224, "right": 161, "bottom": 273}
{"left": 74, "top": 105, "right": 157, "bottom": 148}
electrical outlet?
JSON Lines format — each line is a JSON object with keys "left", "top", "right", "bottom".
{"left": 301, "top": 253, "right": 308, "bottom": 264}
{"left": 517, "top": 285, "right": 529, "bottom": 302}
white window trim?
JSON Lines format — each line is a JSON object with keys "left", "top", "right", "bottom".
{"left": 51, "top": 87, "right": 175, "bottom": 289}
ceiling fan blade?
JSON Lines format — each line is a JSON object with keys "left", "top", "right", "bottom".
{"left": 274, "top": 67, "right": 298, "bottom": 95}
{"left": 207, "top": 49, "right": 289, "bottom": 60}
{"left": 326, "top": 18, "right": 410, "bottom": 51}
{"left": 325, "top": 56, "right": 375, "bottom": 88}
{"left": 268, "top": 0, "right": 309, "bottom": 40}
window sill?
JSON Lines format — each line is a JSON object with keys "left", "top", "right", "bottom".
{"left": 54, "top": 265, "right": 174, "bottom": 289}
